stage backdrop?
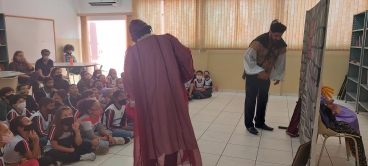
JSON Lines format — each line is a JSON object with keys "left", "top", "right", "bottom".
{"left": 298, "top": 0, "right": 330, "bottom": 165}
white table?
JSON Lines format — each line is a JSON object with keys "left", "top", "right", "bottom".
{"left": 0, "top": 71, "right": 25, "bottom": 78}
{"left": 54, "top": 62, "right": 99, "bottom": 83}
{"left": 0, "top": 71, "right": 25, "bottom": 90}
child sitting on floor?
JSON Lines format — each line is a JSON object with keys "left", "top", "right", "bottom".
{"left": 16, "top": 84, "right": 39, "bottom": 113}
{"left": 106, "top": 68, "right": 119, "bottom": 88}
{"left": 192, "top": 70, "right": 206, "bottom": 99}
{"left": 45, "top": 106, "right": 95, "bottom": 165}
{"left": 7, "top": 95, "right": 32, "bottom": 122}
{"left": 203, "top": 70, "right": 213, "bottom": 98}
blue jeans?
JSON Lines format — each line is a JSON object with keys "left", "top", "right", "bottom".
{"left": 111, "top": 130, "right": 133, "bottom": 138}
{"left": 82, "top": 132, "right": 109, "bottom": 148}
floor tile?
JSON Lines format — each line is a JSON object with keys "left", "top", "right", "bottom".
{"left": 99, "top": 155, "right": 133, "bottom": 166}
{"left": 330, "top": 157, "right": 356, "bottom": 166}
{"left": 200, "top": 153, "right": 221, "bottom": 166}
{"left": 259, "top": 138, "right": 292, "bottom": 152}
{"left": 197, "top": 140, "right": 227, "bottom": 155}
{"left": 315, "top": 155, "right": 333, "bottom": 166}
{"left": 217, "top": 112, "right": 243, "bottom": 119}
{"left": 191, "top": 114, "right": 217, "bottom": 123}
{"left": 107, "top": 143, "right": 130, "bottom": 154}
{"left": 193, "top": 129, "right": 206, "bottom": 140}
{"left": 199, "top": 131, "right": 232, "bottom": 143}
{"left": 326, "top": 145, "right": 349, "bottom": 159}
{"left": 207, "top": 123, "right": 237, "bottom": 134}
{"left": 265, "top": 116, "right": 289, "bottom": 124}
{"left": 255, "top": 161, "right": 288, "bottom": 166}
{"left": 228, "top": 134, "right": 260, "bottom": 147}
{"left": 217, "top": 156, "right": 255, "bottom": 166}
{"left": 191, "top": 121, "right": 212, "bottom": 130}
{"left": 257, "top": 148, "right": 293, "bottom": 165}
{"left": 222, "top": 144, "right": 258, "bottom": 160}
{"left": 203, "top": 103, "right": 228, "bottom": 111}
{"left": 213, "top": 117, "right": 240, "bottom": 126}
{"left": 117, "top": 143, "right": 133, "bottom": 157}
{"left": 189, "top": 108, "right": 201, "bottom": 114}
{"left": 198, "top": 109, "right": 222, "bottom": 117}
{"left": 260, "top": 130, "right": 291, "bottom": 141}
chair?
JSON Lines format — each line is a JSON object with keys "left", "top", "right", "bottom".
{"left": 317, "top": 117, "right": 360, "bottom": 165}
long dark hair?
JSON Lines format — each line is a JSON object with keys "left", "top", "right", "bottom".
{"left": 49, "top": 106, "right": 73, "bottom": 138}
{"left": 77, "top": 99, "right": 98, "bottom": 117}
{"left": 9, "top": 115, "right": 26, "bottom": 136}
{"left": 107, "top": 68, "right": 116, "bottom": 78}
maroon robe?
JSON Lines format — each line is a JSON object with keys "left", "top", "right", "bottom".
{"left": 123, "top": 34, "right": 202, "bottom": 166}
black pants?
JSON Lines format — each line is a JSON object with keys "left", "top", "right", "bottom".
{"left": 46, "top": 141, "right": 93, "bottom": 163}
{"left": 37, "top": 155, "right": 54, "bottom": 166}
{"left": 244, "top": 74, "right": 270, "bottom": 128}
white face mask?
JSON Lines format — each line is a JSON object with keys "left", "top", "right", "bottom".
{"left": 43, "top": 56, "right": 49, "bottom": 60}
{"left": 196, "top": 76, "right": 202, "bottom": 80}
{"left": 17, "top": 102, "right": 26, "bottom": 110}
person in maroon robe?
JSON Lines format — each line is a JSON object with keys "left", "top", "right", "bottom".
{"left": 123, "top": 19, "right": 202, "bottom": 166}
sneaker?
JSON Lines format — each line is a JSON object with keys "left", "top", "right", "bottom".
{"left": 56, "top": 161, "right": 63, "bottom": 166}
{"left": 114, "top": 137, "right": 131, "bottom": 145}
{"left": 80, "top": 152, "right": 96, "bottom": 161}
{"left": 93, "top": 146, "right": 109, "bottom": 155}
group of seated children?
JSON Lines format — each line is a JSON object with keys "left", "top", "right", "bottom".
{"left": 0, "top": 67, "right": 134, "bottom": 166}
{"left": 185, "top": 70, "right": 213, "bottom": 100}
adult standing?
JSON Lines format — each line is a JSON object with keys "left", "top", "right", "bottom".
{"left": 123, "top": 20, "right": 202, "bottom": 166}
{"left": 35, "top": 49, "right": 54, "bottom": 81}
{"left": 243, "top": 20, "right": 287, "bottom": 135}
{"left": 8, "top": 51, "right": 40, "bottom": 93}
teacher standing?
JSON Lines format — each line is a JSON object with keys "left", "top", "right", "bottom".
{"left": 243, "top": 20, "right": 287, "bottom": 135}
{"left": 123, "top": 20, "right": 202, "bottom": 166}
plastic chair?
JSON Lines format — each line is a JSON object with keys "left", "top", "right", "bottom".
{"left": 317, "top": 117, "right": 360, "bottom": 165}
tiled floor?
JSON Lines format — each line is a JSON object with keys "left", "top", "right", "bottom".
{"left": 63, "top": 91, "right": 367, "bottom": 166}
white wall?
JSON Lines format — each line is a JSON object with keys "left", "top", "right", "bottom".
{"left": 1, "top": 0, "right": 79, "bottom": 39}
{"left": 0, "top": 0, "right": 3, "bottom": 13}
{"left": 77, "top": 0, "right": 132, "bottom": 14}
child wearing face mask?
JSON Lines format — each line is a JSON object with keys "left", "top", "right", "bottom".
{"left": 0, "top": 87, "right": 15, "bottom": 122}
{"left": 34, "top": 77, "right": 57, "bottom": 103}
{"left": 63, "top": 84, "right": 82, "bottom": 113}
{"left": 30, "top": 97, "right": 55, "bottom": 153}
{"left": 16, "top": 85, "right": 39, "bottom": 113}
{"left": 45, "top": 107, "right": 95, "bottom": 165}
{"left": 51, "top": 90, "right": 68, "bottom": 115}
{"left": 77, "top": 71, "right": 92, "bottom": 93}
{"left": 78, "top": 99, "right": 129, "bottom": 155}
{"left": 0, "top": 122, "right": 39, "bottom": 166}
{"left": 192, "top": 70, "right": 206, "bottom": 99}
{"left": 7, "top": 95, "right": 32, "bottom": 123}
{"left": 106, "top": 69, "right": 118, "bottom": 88}
{"left": 114, "top": 78, "right": 124, "bottom": 91}
{"left": 99, "top": 88, "right": 113, "bottom": 110}
{"left": 203, "top": 70, "right": 213, "bottom": 98}
{"left": 4, "top": 116, "right": 54, "bottom": 166}
{"left": 102, "top": 90, "right": 133, "bottom": 139}
{"left": 51, "top": 68, "right": 69, "bottom": 92}
{"left": 91, "top": 70, "right": 102, "bottom": 81}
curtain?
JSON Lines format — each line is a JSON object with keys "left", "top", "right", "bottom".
{"left": 325, "top": 0, "right": 368, "bottom": 50}
{"left": 133, "top": 0, "right": 368, "bottom": 50}
{"left": 236, "top": 0, "right": 280, "bottom": 49}
{"left": 164, "top": 0, "right": 197, "bottom": 48}
{"left": 279, "top": 0, "right": 320, "bottom": 50}
{"left": 133, "top": 0, "right": 162, "bottom": 35}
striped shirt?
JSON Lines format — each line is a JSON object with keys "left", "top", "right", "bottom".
{"left": 45, "top": 125, "right": 74, "bottom": 152}
{"left": 3, "top": 135, "right": 32, "bottom": 164}
{"left": 7, "top": 108, "right": 32, "bottom": 122}
{"left": 103, "top": 104, "right": 127, "bottom": 130}
{"left": 30, "top": 111, "right": 53, "bottom": 137}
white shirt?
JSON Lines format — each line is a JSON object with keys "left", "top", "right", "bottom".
{"left": 243, "top": 48, "right": 286, "bottom": 81}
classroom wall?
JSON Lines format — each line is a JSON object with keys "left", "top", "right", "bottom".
{"left": 191, "top": 50, "right": 349, "bottom": 95}
{"left": 0, "top": 0, "right": 3, "bottom": 13}
{"left": 1, "top": 0, "right": 81, "bottom": 63}
{"left": 76, "top": 0, "right": 132, "bottom": 14}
